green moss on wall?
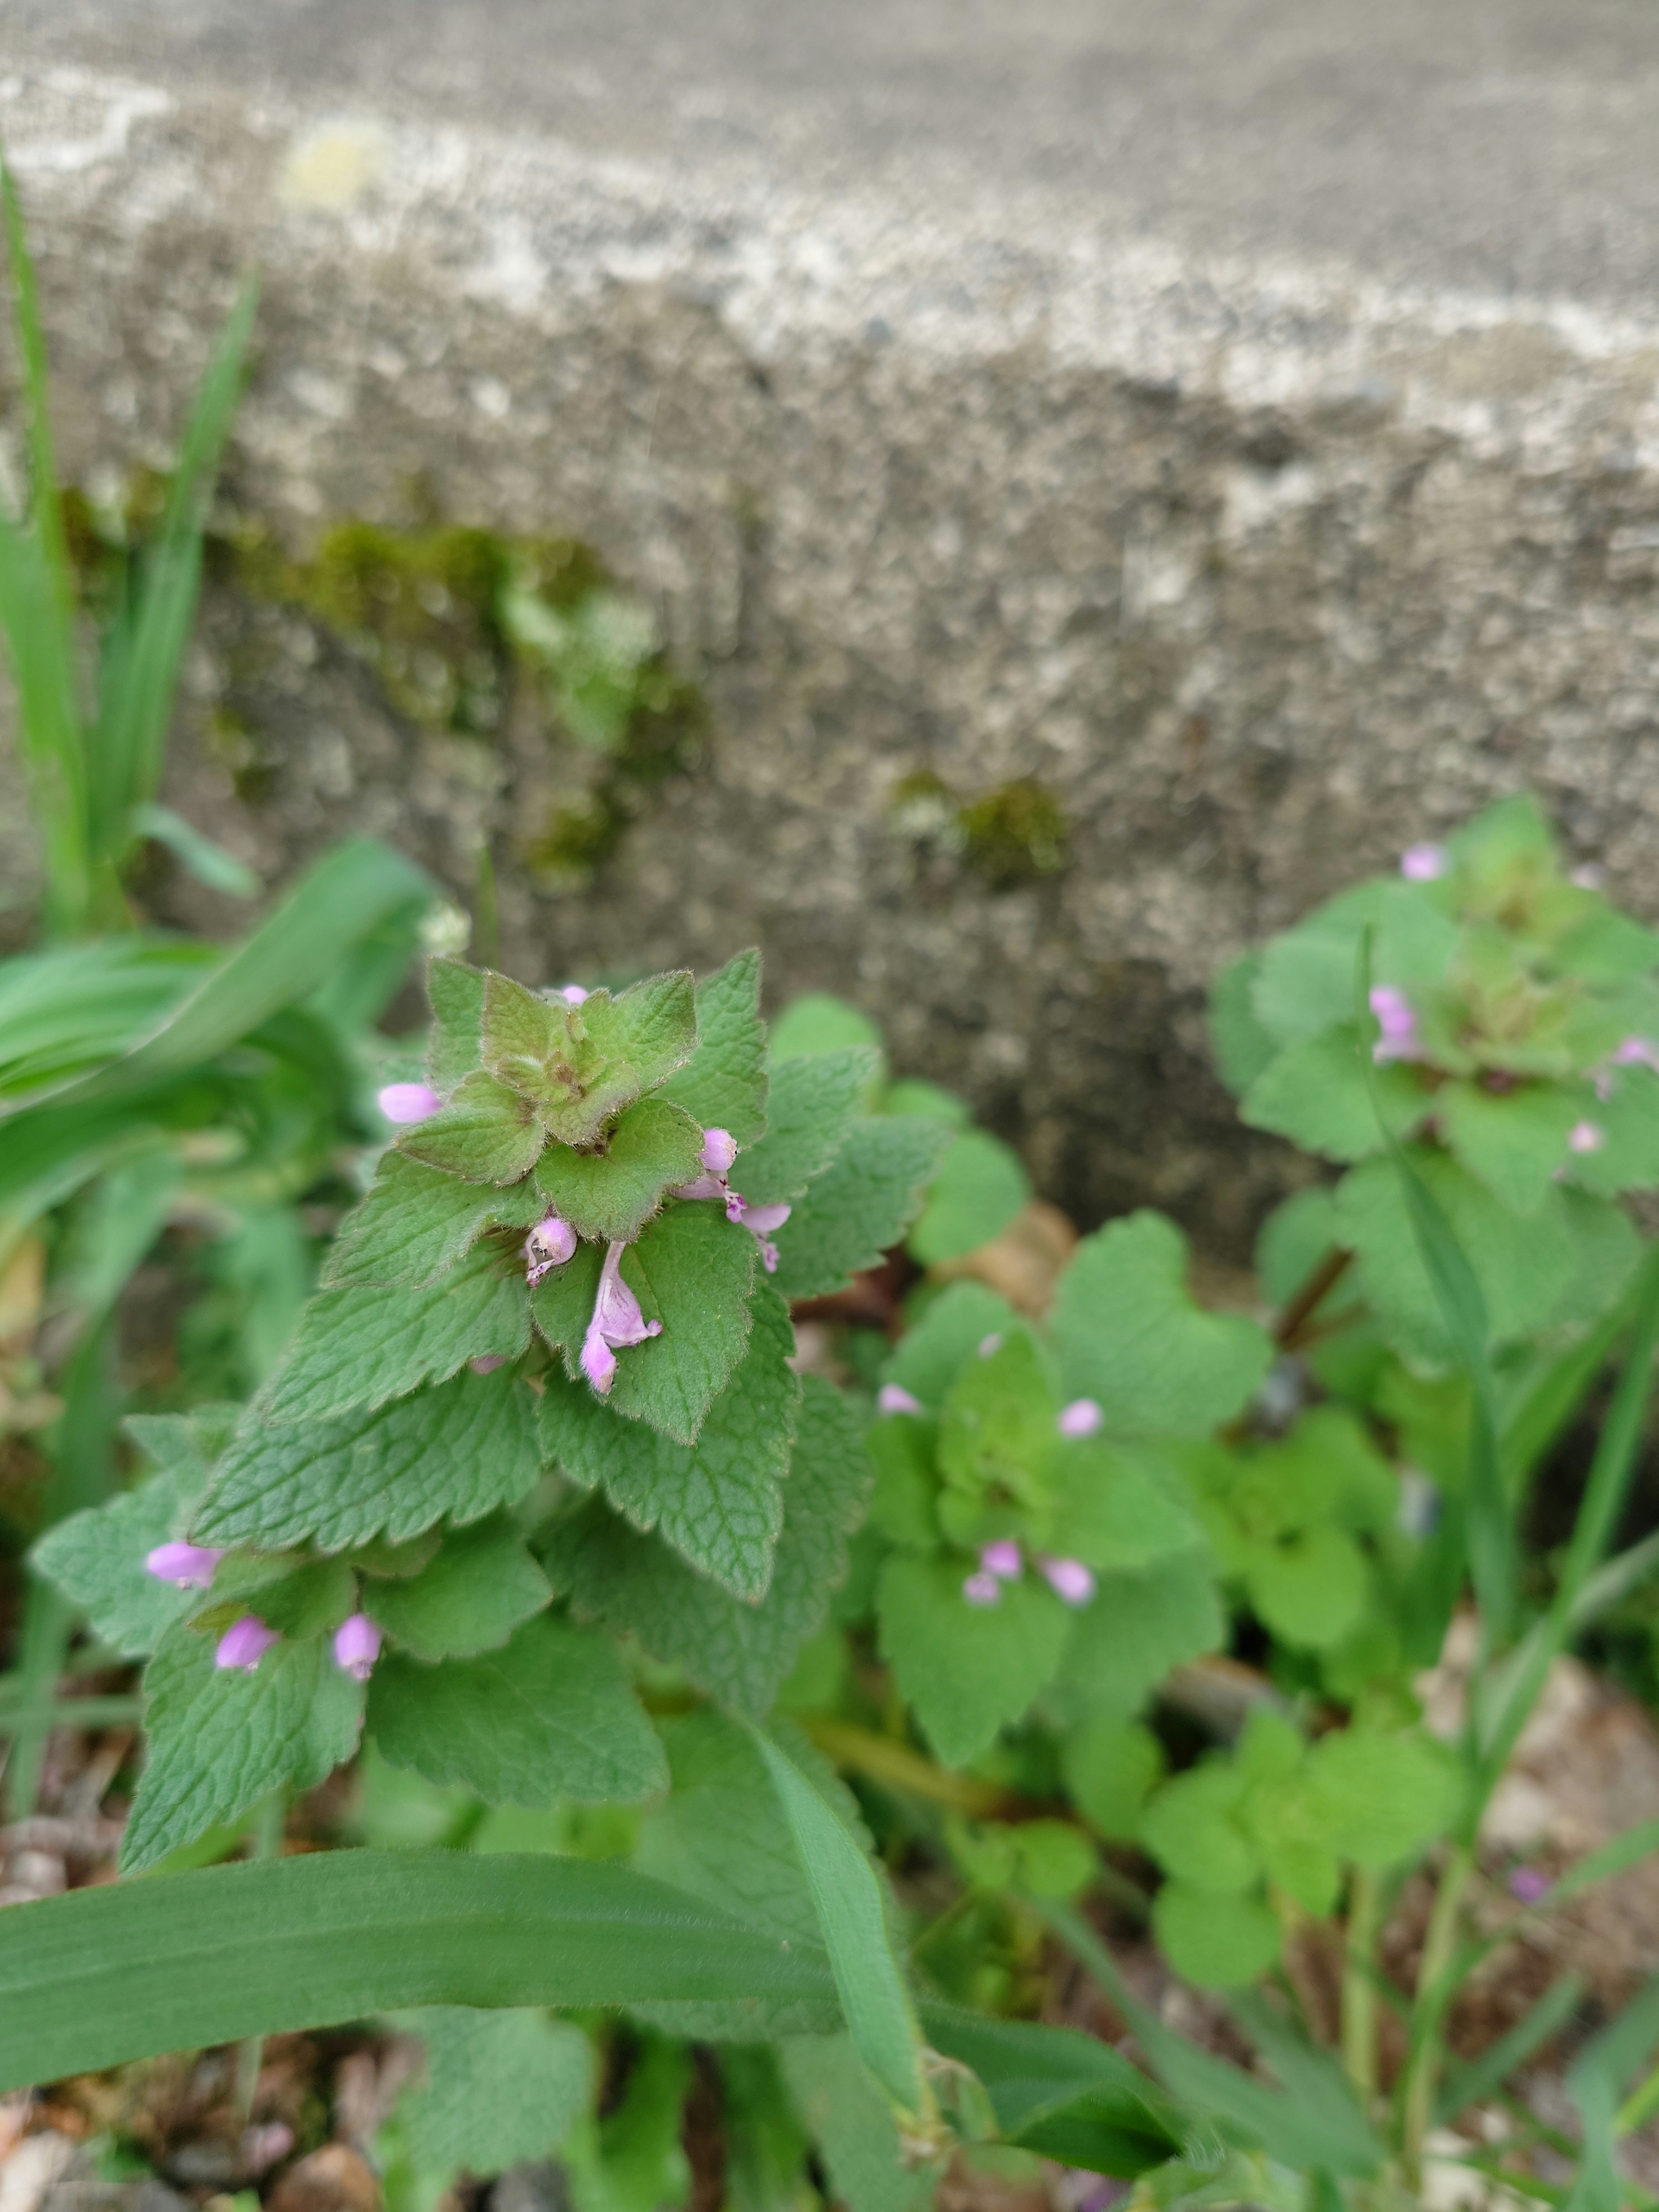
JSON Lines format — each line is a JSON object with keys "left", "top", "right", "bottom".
{"left": 888, "top": 768, "right": 1069, "bottom": 890}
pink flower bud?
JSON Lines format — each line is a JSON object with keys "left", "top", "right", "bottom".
{"left": 671, "top": 1173, "right": 729, "bottom": 1201}
{"left": 1507, "top": 1865, "right": 1550, "bottom": 1906}
{"left": 700, "top": 1127, "right": 739, "bottom": 1174}
{"left": 524, "top": 1214, "right": 578, "bottom": 1287}
{"left": 977, "top": 1333, "right": 1003, "bottom": 1357}
{"left": 1057, "top": 1398, "right": 1104, "bottom": 1438}
{"left": 1400, "top": 843, "right": 1448, "bottom": 882}
{"left": 145, "top": 1541, "right": 225, "bottom": 1588}
{"left": 877, "top": 1383, "right": 924, "bottom": 1416}
{"left": 1039, "top": 1557, "right": 1097, "bottom": 1607}
{"left": 378, "top": 1082, "right": 442, "bottom": 1125}
{"left": 557, "top": 984, "right": 590, "bottom": 1005}
{"left": 1369, "top": 985, "right": 1418, "bottom": 1065}
{"left": 333, "top": 1612, "right": 382, "bottom": 1681}
{"left": 1569, "top": 1120, "right": 1605, "bottom": 1154}
{"left": 961, "top": 1571, "right": 1003, "bottom": 1608}
{"left": 727, "top": 1195, "right": 791, "bottom": 1274}
{"left": 980, "top": 1539, "right": 1022, "bottom": 1580}
{"left": 215, "top": 1616, "right": 280, "bottom": 1672}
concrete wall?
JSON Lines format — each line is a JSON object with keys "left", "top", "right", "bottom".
{"left": 8, "top": 1, "right": 1659, "bottom": 1254}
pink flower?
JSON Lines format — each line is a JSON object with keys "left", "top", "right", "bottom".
{"left": 728, "top": 1195, "right": 791, "bottom": 1274}
{"left": 1569, "top": 1120, "right": 1605, "bottom": 1155}
{"left": 1507, "top": 1865, "right": 1550, "bottom": 1906}
{"left": 1400, "top": 843, "right": 1448, "bottom": 882}
{"left": 378, "top": 1082, "right": 441, "bottom": 1125}
{"left": 980, "top": 1540, "right": 1022, "bottom": 1580}
{"left": 877, "top": 1382, "right": 923, "bottom": 1416}
{"left": 557, "top": 984, "right": 590, "bottom": 1005}
{"left": 977, "top": 1333, "right": 1003, "bottom": 1357}
{"left": 1057, "top": 1398, "right": 1104, "bottom": 1438}
{"left": 1615, "top": 1037, "right": 1659, "bottom": 1071}
{"left": 580, "top": 1241, "right": 662, "bottom": 1394}
{"left": 145, "top": 1541, "right": 225, "bottom": 1588}
{"left": 523, "top": 1213, "right": 578, "bottom": 1287}
{"left": 1369, "top": 985, "right": 1418, "bottom": 1065}
{"left": 700, "top": 1127, "right": 738, "bottom": 1174}
{"left": 962, "top": 1571, "right": 1003, "bottom": 1608}
{"left": 215, "top": 1616, "right": 280, "bottom": 1672}
{"left": 333, "top": 1613, "right": 382, "bottom": 1682}
{"left": 1039, "top": 1557, "right": 1097, "bottom": 1607}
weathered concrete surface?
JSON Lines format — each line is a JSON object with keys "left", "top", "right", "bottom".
{"left": 7, "top": 1, "right": 1659, "bottom": 1253}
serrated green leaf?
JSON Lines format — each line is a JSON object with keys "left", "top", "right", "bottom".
{"left": 367, "top": 1517, "right": 551, "bottom": 1659}
{"left": 1049, "top": 1212, "right": 1272, "bottom": 1435}
{"left": 876, "top": 1555, "right": 1071, "bottom": 1766}
{"left": 481, "top": 971, "right": 591, "bottom": 1109}
{"left": 1242, "top": 1028, "right": 1430, "bottom": 1162}
{"left": 323, "top": 1151, "right": 545, "bottom": 1290}
{"left": 546, "top": 1376, "right": 869, "bottom": 1716}
{"left": 368, "top": 1613, "right": 667, "bottom": 1806}
{"left": 1302, "top": 1728, "right": 1460, "bottom": 1869}
{"left": 1248, "top": 885, "right": 1388, "bottom": 1047}
{"left": 881, "top": 1281, "right": 1019, "bottom": 1407}
{"left": 907, "top": 1129, "right": 1031, "bottom": 1264}
{"left": 771, "top": 1117, "right": 952, "bottom": 1300}
{"left": 583, "top": 969, "right": 699, "bottom": 1093}
{"left": 1051, "top": 1442, "right": 1204, "bottom": 1572}
{"left": 1062, "top": 1718, "right": 1166, "bottom": 1840}
{"left": 540, "top": 1286, "right": 798, "bottom": 1597}
{"left": 122, "top": 1624, "right": 365, "bottom": 1872}
{"left": 1439, "top": 1078, "right": 1582, "bottom": 1213}
{"left": 528, "top": 1234, "right": 606, "bottom": 1359}
{"left": 1152, "top": 1884, "right": 1280, "bottom": 1989}
{"left": 533, "top": 1095, "right": 704, "bottom": 1244}
{"left": 737, "top": 1048, "right": 879, "bottom": 1206}
{"left": 397, "top": 2007, "right": 593, "bottom": 2174}
{"left": 32, "top": 1464, "right": 204, "bottom": 1658}
{"left": 1048, "top": 1549, "right": 1224, "bottom": 1726}
{"left": 1566, "top": 1065, "right": 1659, "bottom": 1197}
{"left": 398, "top": 1068, "right": 546, "bottom": 1185}
{"left": 1208, "top": 952, "right": 1278, "bottom": 1095}
{"left": 195, "top": 1368, "right": 541, "bottom": 1551}
{"left": 602, "top": 1201, "right": 759, "bottom": 1446}
{"left": 1141, "top": 1764, "right": 1259, "bottom": 1891}
{"left": 259, "top": 1246, "right": 531, "bottom": 1424}
{"left": 427, "top": 957, "right": 486, "bottom": 1090}
{"left": 658, "top": 949, "right": 768, "bottom": 1145}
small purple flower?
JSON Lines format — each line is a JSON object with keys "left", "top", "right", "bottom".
{"left": 1039, "top": 1556, "right": 1097, "bottom": 1607}
{"left": 215, "top": 1616, "right": 280, "bottom": 1672}
{"left": 1508, "top": 1865, "right": 1551, "bottom": 1906}
{"left": 977, "top": 1332, "right": 1004, "bottom": 1357}
{"left": 962, "top": 1571, "right": 1003, "bottom": 1608}
{"left": 378, "top": 1082, "right": 442, "bottom": 1125}
{"left": 877, "top": 1382, "right": 924, "bottom": 1416}
{"left": 728, "top": 1195, "right": 791, "bottom": 1274}
{"left": 557, "top": 984, "right": 590, "bottom": 1005}
{"left": 1370, "top": 985, "right": 1419, "bottom": 1065}
{"left": 1615, "top": 1036, "right": 1659, "bottom": 1072}
{"left": 1569, "top": 1119, "right": 1605, "bottom": 1155}
{"left": 333, "top": 1613, "right": 382, "bottom": 1682}
{"left": 1057, "top": 1398, "right": 1104, "bottom": 1438}
{"left": 1400, "top": 843, "right": 1448, "bottom": 882}
{"left": 469, "top": 1353, "right": 508, "bottom": 1375}
{"left": 523, "top": 1213, "right": 578, "bottom": 1287}
{"left": 980, "top": 1539, "right": 1022, "bottom": 1580}
{"left": 580, "top": 1241, "right": 663, "bottom": 1394}
{"left": 700, "top": 1127, "right": 739, "bottom": 1174}
{"left": 145, "top": 1541, "right": 225, "bottom": 1588}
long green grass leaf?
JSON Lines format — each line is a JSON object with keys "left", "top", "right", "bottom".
{"left": 1435, "top": 1974, "right": 1585, "bottom": 2125}
{"left": 0, "top": 1849, "right": 833, "bottom": 2090}
{"left": 750, "top": 1724, "right": 924, "bottom": 2118}
{"left": 0, "top": 159, "right": 72, "bottom": 619}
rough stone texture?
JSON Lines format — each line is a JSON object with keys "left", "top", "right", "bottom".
{"left": 8, "top": 1, "right": 1659, "bottom": 1255}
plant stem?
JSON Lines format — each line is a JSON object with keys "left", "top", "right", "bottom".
{"left": 1400, "top": 1846, "right": 1473, "bottom": 2186}
{"left": 1342, "top": 1868, "right": 1382, "bottom": 2102}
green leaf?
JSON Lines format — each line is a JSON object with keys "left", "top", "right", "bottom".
{"left": 1208, "top": 953, "right": 1277, "bottom": 1095}
{"left": 778, "top": 2038, "right": 931, "bottom": 2212}
{"left": 533, "top": 1095, "right": 704, "bottom": 1243}
{"left": 0, "top": 1849, "right": 835, "bottom": 2091}
{"left": 546, "top": 1376, "right": 869, "bottom": 1716}
{"left": 323, "top": 1151, "right": 545, "bottom": 1290}
{"left": 582, "top": 970, "right": 699, "bottom": 1098}
{"left": 919, "top": 2006, "right": 1182, "bottom": 2177}
{"left": 751, "top": 1724, "right": 923, "bottom": 2117}
{"left": 1050, "top": 1551, "right": 1224, "bottom": 1725}
{"left": 1141, "top": 1765, "right": 1260, "bottom": 1892}
{"left": 1302, "top": 1728, "right": 1460, "bottom": 1870}
{"left": 876, "top": 1555, "right": 1072, "bottom": 1766}
{"left": 368, "top": 1613, "right": 667, "bottom": 1806}
{"left": 398, "top": 1068, "right": 547, "bottom": 1185}
{"left": 480, "top": 971, "right": 592, "bottom": 1110}
{"left": 397, "top": 2007, "right": 593, "bottom": 2174}
{"left": 1051, "top": 1443, "right": 1205, "bottom": 1573}
{"left": 1242, "top": 1028, "right": 1430, "bottom": 1162}
{"left": 122, "top": 1625, "right": 365, "bottom": 1872}
{"left": 1050, "top": 1212, "right": 1272, "bottom": 1436}
{"left": 1439, "top": 1079, "right": 1582, "bottom": 1213}
{"left": 258, "top": 1246, "right": 531, "bottom": 1424}
{"left": 906, "top": 1129, "right": 1030, "bottom": 1264}
{"left": 881, "top": 1281, "right": 1019, "bottom": 1407}
{"left": 540, "top": 1286, "right": 799, "bottom": 1597}
{"left": 194, "top": 1367, "right": 542, "bottom": 1551}
{"left": 601, "top": 1201, "right": 759, "bottom": 1446}
{"left": 366, "top": 1518, "right": 551, "bottom": 1659}
{"left": 771, "top": 1118, "right": 953, "bottom": 1300}
{"left": 1242, "top": 1524, "right": 1371, "bottom": 1652}
{"left": 737, "top": 1048, "right": 879, "bottom": 1206}
{"left": 658, "top": 949, "right": 768, "bottom": 1145}
{"left": 769, "top": 994, "right": 883, "bottom": 1064}
{"left": 1565, "top": 1065, "right": 1659, "bottom": 1197}
{"left": 428, "top": 957, "right": 486, "bottom": 1091}
{"left": 1062, "top": 1719, "right": 1166, "bottom": 1840}
{"left": 1151, "top": 1883, "right": 1280, "bottom": 1989}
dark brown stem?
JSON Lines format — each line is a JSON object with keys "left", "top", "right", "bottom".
{"left": 1277, "top": 1245, "right": 1354, "bottom": 1352}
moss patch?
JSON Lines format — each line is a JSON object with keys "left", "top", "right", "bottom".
{"left": 889, "top": 769, "right": 1069, "bottom": 890}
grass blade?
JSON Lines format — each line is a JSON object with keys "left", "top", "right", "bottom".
{"left": 1435, "top": 1974, "right": 1585, "bottom": 2125}
{"left": 0, "top": 1849, "right": 834, "bottom": 2090}
{"left": 0, "top": 159, "right": 72, "bottom": 617}
{"left": 750, "top": 1724, "right": 925, "bottom": 2120}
